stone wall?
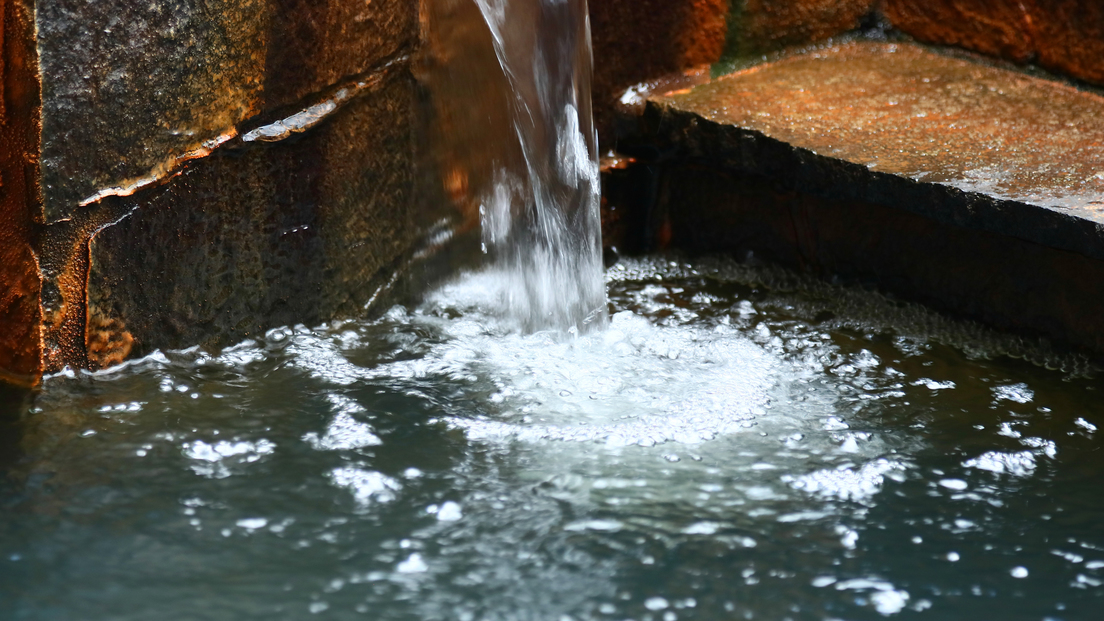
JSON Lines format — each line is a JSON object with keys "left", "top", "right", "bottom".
{"left": 2, "top": 0, "right": 434, "bottom": 385}
{"left": 885, "top": 0, "right": 1104, "bottom": 87}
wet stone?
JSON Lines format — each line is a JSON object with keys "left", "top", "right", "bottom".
{"left": 588, "top": 0, "right": 876, "bottom": 142}
{"left": 35, "top": 0, "right": 418, "bottom": 224}
{"left": 656, "top": 42, "right": 1104, "bottom": 215}
{"left": 884, "top": 0, "right": 1104, "bottom": 87}
{"left": 84, "top": 71, "right": 425, "bottom": 365}
{"left": 615, "top": 41, "right": 1104, "bottom": 354}
{"left": 632, "top": 41, "right": 1104, "bottom": 258}
{"left": 36, "top": 0, "right": 268, "bottom": 222}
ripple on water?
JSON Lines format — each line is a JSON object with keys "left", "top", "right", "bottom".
{"left": 7, "top": 256, "right": 1104, "bottom": 621}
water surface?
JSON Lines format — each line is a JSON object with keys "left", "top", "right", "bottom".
{"left": 2, "top": 257, "right": 1102, "bottom": 620}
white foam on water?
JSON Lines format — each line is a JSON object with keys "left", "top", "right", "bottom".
{"left": 182, "top": 439, "right": 276, "bottom": 479}
{"left": 328, "top": 467, "right": 402, "bottom": 508}
{"left": 783, "top": 458, "right": 907, "bottom": 503}
{"left": 303, "top": 395, "right": 382, "bottom": 451}
{"left": 403, "top": 275, "right": 777, "bottom": 447}
{"left": 963, "top": 450, "right": 1037, "bottom": 476}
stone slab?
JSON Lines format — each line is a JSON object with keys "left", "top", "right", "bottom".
{"left": 724, "top": 0, "right": 875, "bottom": 59}
{"left": 37, "top": 0, "right": 268, "bottom": 222}
{"left": 616, "top": 41, "right": 1104, "bottom": 353}
{"left": 643, "top": 42, "right": 1104, "bottom": 260}
{"left": 265, "top": 0, "right": 417, "bottom": 110}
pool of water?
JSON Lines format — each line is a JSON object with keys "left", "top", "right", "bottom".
{"left": 2, "top": 256, "right": 1102, "bottom": 620}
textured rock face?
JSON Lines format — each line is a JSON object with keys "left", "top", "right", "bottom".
{"left": 724, "top": 0, "right": 874, "bottom": 58}
{"left": 615, "top": 41, "right": 1104, "bottom": 353}
{"left": 24, "top": 0, "right": 428, "bottom": 377}
{"left": 37, "top": 0, "right": 267, "bottom": 222}
{"left": 36, "top": 0, "right": 419, "bottom": 223}
{"left": 85, "top": 71, "right": 419, "bottom": 366}
{"left": 589, "top": 0, "right": 729, "bottom": 111}
{"left": 663, "top": 42, "right": 1104, "bottom": 217}
{"left": 884, "top": 0, "right": 1104, "bottom": 87}
{"left": 0, "top": 0, "right": 42, "bottom": 386}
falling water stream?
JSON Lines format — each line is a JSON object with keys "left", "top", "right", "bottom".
{"left": 471, "top": 0, "right": 605, "bottom": 333}
{"left": 3, "top": 2, "right": 1104, "bottom": 620}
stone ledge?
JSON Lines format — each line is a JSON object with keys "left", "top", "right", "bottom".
{"left": 612, "top": 41, "right": 1104, "bottom": 354}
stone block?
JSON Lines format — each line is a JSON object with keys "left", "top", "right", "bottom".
{"left": 36, "top": 0, "right": 268, "bottom": 222}
{"left": 589, "top": 0, "right": 729, "bottom": 126}
{"left": 36, "top": 0, "right": 419, "bottom": 226}
{"left": 589, "top": 0, "right": 876, "bottom": 142}
{"left": 83, "top": 70, "right": 421, "bottom": 366}
{"left": 884, "top": 0, "right": 1104, "bottom": 87}
{"left": 616, "top": 41, "right": 1104, "bottom": 354}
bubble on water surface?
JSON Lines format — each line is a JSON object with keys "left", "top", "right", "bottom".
{"left": 396, "top": 553, "right": 429, "bottom": 574}
{"left": 327, "top": 467, "right": 401, "bottom": 508}
{"left": 993, "top": 383, "right": 1034, "bottom": 404}
{"left": 436, "top": 501, "right": 463, "bottom": 522}
{"left": 784, "top": 458, "right": 906, "bottom": 502}
{"left": 963, "top": 451, "right": 1037, "bottom": 476}
{"left": 182, "top": 439, "right": 275, "bottom": 479}
{"left": 302, "top": 395, "right": 381, "bottom": 451}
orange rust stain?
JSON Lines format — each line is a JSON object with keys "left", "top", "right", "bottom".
{"left": 0, "top": 0, "right": 43, "bottom": 387}
{"left": 884, "top": 0, "right": 1036, "bottom": 62}
{"left": 86, "top": 311, "right": 134, "bottom": 369}
{"left": 39, "top": 201, "right": 133, "bottom": 374}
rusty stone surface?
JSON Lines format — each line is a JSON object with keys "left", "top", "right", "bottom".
{"left": 0, "top": 0, "right": 42, "bottom": 386}
{"left": 36, "top": 0, "right": 268, "bottom": 222}
{"left": 589, "top": 0, "right": 878, "bottom": 143}
{"left": 614, "top": 40, "right": 1104, "bottom": 353}
{"left": 265, "top": 0, "right": 417, "bottom": 110}
{"left": 884, "top": 0, "right": 1104, "bottom": 87}
{"left": 82, "top": 69, "right": 423, "bottom": 364}
{"left": 725, "top": 0, "right": 875, "bottom": 58}
{"left": 35, "top": 0, "right": 418, "bottom": 225}
{"left": 651, "top": 42, "right": 1104, "bottom": 245}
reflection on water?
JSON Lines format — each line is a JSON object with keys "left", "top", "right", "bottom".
{"left": 2, "top": 256, "right": 1104, "bottom": 620}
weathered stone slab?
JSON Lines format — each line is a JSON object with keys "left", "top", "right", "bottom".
{"left": 884, "top": 0, "right": 1104, "bottom": 87}
{"left": 36, "top": 0, "right": 419, "bottom": 225}
{"left": 616, "top": 41, "right": 1104, "bottom": 353}
{"left": 590, "top": 0, "right": 729, "bottom": 113}
{"left": 83, "top": 69, "right": 424, "bottom": 367}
